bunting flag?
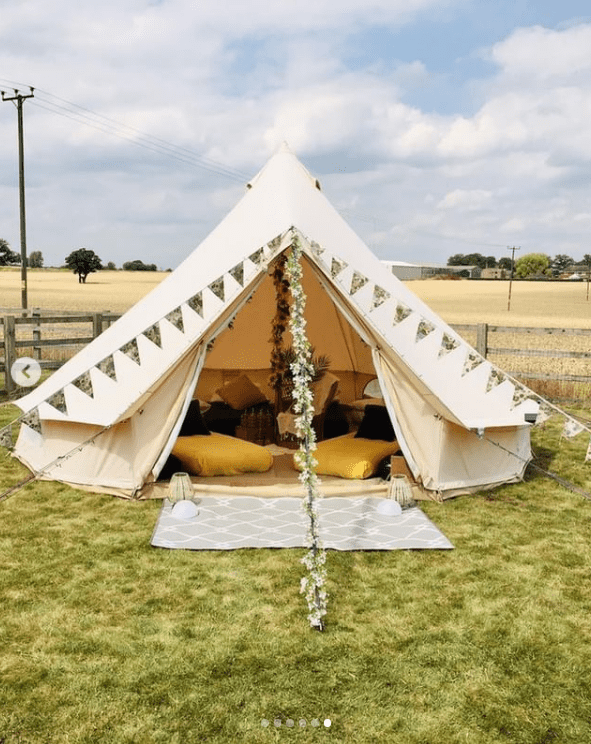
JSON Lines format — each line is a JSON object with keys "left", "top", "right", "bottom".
{"left": 486, "top": 368, "right": 506, "bottom": 393}
{"left": 248, "top": 248, "right": 265, "bottom": 267}
{"left": 47, "top": 390, "right": 67, "bottom": 415}
{"left": 143, "top": 323, "right": 162, "bottom": 348}
{"left": 229, "top": 263, "right": 244, "bottom": 287}
{"left": 267, "top": 235, "right": 283, "bottom": 253}
{"left": 371, "top": 285, "right": 391, "bottom": 311}
{"left": 561, "top": 419, "right": 586, "bottom": 440}
{"left": 310, "top": 240, "right": 324, "bottom": 258}
{"left": 120, "top": 338, "right": 141, "bottom": 365}
{"left": 350, "top": 271, "right": 369, "bottom": 295}
{"left": 186, "top": 291, "right": 203, "bottom": 317}
{"left": 438, "top": 332, "right": 460, "bottom": 358}
{"left": 416, "top": 319, "right": 436, "bottom": 342}
{"left": 586, "top": 438, "right": 591, "bottom": 462}
{"left": 462, "top": 351, "right": 484, "bottom": 376}
{"left": 208, "top": 277, "right": 225, "bottom": 303}
{"left": 331, "top": 258, "right": 347, "bottom": 278}
{"left": 165, "top": 307, "right": 184, "bottom": 333}
{"left": 511, "top": 383, "right": 534, "bottom": 409}
{"left": 393, "top": 302, "right": 412, "bottom": 325}
{"left": 21, "top": 408, "right": 42, "bottom": 435}
{"left": 97, "top": 355, "right": 117, "bottom": 382}
{"left": 0, "top": 423, "right": 13, "bottom": 450}
{"left": 72, "top": 371, "right": 94, "bottom": 398}
{"left": 535, "top": 402, "right": 554, "bottom": 427}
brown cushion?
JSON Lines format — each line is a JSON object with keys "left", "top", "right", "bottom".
{"left": 216, "top": 374, "right": 267, "bottom": 410}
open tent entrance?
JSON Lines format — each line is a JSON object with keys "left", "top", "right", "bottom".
{"left": 148, "top": 252, "right": 409, "bottom": 499}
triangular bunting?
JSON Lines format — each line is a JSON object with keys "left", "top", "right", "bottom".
{"left": 310, "top": 240, "right": 324, "bottom": 258}
{"left": 165, "top": 307, "right": 184, "bottom": 333}
{"left": 486, "top": 368, "right": 506, "bottom": 393}
{"left": 229, "top": 263, "right": 244, "bottom": 287}
{"left": 21, "top": 408, "right": 42, "bottom": 435}
{"left": 120, "top": 338, "right": 141, "bottom": 365}
{"left": 208, "top": 277, "right": 225, "bottom": 303}
{"left": 393, "top": 302, "right": 412, "bottom": 325}
{"left": 0, "top": 423, "right": 13, "bottom": 449}
{"left": 371, "top": 285, "right": 391, "bottom": 311}
{"left": 97, "top": 355, "right": 117, "bottom": 382}
{"left": 143, "top": 323, "right": 162, "bottom": 348}
{"left": 416, "top": 319, "right": 436, "bottom": 342}
{"left": 186, "top": 292, "right": 203, "bottom": 317}
{"left": 331, "top": 258, "right": 348, "bottom": 278}
{"left": 249, "top": 248, "right": 265, "bottom": 267}
{"left": 72, "top": 371, "right": 94, "bottom": 398}
{"left": 562, "top": 419, "right": 585, "bottom": 440}
{"left": 438, "top": 333, "right": 460, "bottom": 358}
{"left": 350, "top": 271, "right": 369, "bottom": 295}
{"left": 510, "top": 383, "right": 534, "bottom": 409}
{"left": 267, "top": 235, "right": 283, "bottom": 253}
{"left": 47, "top": 390, "right": 67, "bottom": 415}
{"left": 462, "top": 351, "right": 484, "bottom": 376}
{"left": 535, "top": 402, "right": 554, "bottom": 426}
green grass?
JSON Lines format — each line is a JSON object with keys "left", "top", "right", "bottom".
{"left": 1, "top": 405, "right": 591, "bottom": 743}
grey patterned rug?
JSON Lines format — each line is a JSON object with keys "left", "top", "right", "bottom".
{"left": 151, "top": 496, "right": 453, "bottom": 551}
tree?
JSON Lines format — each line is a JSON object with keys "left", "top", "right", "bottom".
{"left": 498, "top": 257, "right": 513, "bottom": 271}
{"left": 447, "top": 253, "right": 467, "bottom": 266}
{"left": 514, "top": 253, "right": 551, "bottom": 278}
{"left": 122, "top": 259, "right": 157, "bottom": 271}
{"left": 551, "top": 254, "right": 574, "bottom": 275}
{"left": 105, "top": 261, "right": 117, "bottom": 270}
{"left": 0, "top": 238, "right": 20, "bottom": 266}
{"left": 447, "top": 253, "right": 490, "bottom": 268}
{"left": 65, "top": 248, "right": 103, "bottom": 283}
{"left": 29, "top": 251, "right": 44, "bottom": 268}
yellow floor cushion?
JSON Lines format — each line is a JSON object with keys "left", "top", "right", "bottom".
{"left": 294, "top": 433, "right": 399, "bottom": 480}
{"left": 172, "top": 433, "right": 273, "bottom": 477}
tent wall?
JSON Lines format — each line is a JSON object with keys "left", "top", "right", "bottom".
{"left": 14, "top": 346, "right": 204, "bottom": 497}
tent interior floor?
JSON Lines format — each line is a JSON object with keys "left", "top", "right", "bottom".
{"left": 142, "top": 447, "right": 425, "bottom": 501}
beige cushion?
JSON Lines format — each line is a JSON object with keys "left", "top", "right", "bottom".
{"left": 216, "top": 374, "right": 268, "bottom": 410}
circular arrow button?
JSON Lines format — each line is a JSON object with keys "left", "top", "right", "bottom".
{"left": 11, "top": 357, "right": 41, "bottom": 387}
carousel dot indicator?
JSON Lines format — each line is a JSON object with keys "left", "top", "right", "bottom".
{"left": 324, "top": 718, "right": 332, "bottom": 727}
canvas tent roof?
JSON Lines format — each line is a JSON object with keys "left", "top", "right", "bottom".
{"left": 12, "top": 145, "right": 538, "bottom": 497}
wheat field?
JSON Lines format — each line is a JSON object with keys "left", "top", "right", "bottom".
{"left": 1, "top": 269, "right": 590, "bottom": 400}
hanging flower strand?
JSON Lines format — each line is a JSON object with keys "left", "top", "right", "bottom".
{"left": 285, "top": 234, "right": 328, "bottom": 631}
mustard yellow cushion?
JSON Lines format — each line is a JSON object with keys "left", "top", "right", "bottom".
{"left": 216, "top": 374, "right": 267, "bottom": 410}
{"left": 293, "top": 433, "right": 399, "bottom": 480}
{"left": 172, "top": 433, "right": 273, "bottom": 476}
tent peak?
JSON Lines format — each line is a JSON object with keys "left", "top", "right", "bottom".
{"left": 247, "top": 146, "right": 322, "bottom": 192}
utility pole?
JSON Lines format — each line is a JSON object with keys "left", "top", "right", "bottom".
{"left": 2, "top": 87, "right": 35, "bottom": 311}
{"left": 507, "top": 245, "right": 520, "bottom": 311}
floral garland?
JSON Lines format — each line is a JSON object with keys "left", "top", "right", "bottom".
{"left": 285, "top": 235, "right": 328, "bottom": 631}
{"left": 269, "top": 252, "right": 291, "bottom": 404}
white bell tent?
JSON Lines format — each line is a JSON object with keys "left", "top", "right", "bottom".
{"left": 12, "top": 145, "right": 538, "bottom": 498}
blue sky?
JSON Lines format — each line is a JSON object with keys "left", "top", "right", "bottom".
{"left": 1, "top": 0, "right": 591, "bottom": 271}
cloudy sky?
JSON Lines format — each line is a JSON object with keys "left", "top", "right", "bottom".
{"left": 1, "top": 0, "right": 590, "bottom": 270}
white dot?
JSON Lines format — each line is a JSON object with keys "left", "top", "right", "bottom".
{"left": 274, "top": 719, "right": 281, "bottom": 727}
{"left": 286, "top": 719, "right": 294, "bottom": 728}
{"left": 311, "top": 719, "right": 320, "bottom": 727}
{"left": 324, "top": 718, "right": 332, "bottom": 728}
{"left": 299, "top": 719, "right": 307, "bottom": 728}
{"left": 261, "top": 719, "right": 269, "bottom": 727}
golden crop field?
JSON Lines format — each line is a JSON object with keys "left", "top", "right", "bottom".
{"left": 1, "top": 269, "right": 590, "bottom": 400}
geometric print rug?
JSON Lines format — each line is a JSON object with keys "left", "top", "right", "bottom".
{"left": 151, "top": 496, "right": 454, "bottom": 551}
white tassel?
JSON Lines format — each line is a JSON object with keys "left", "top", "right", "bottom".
{"left": 388, "top": 474, "right": 414, "bottom": 507}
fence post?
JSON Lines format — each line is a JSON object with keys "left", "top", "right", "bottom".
{"left": 476, "top": 323, "right": 489, "bottom": 358}
{"left": 92, "top": 313, "right": 103, "bottom": 339}
{"left": 4, "top": 315, "right": 16, "bottom": 396}
{"left": 32, "top": 308, "right": 41, "bottom": 360}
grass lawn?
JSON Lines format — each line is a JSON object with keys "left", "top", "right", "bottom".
{"left": 1, "top": 405, "right": 591, "bottom": 743}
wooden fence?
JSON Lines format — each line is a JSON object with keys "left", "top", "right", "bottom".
{"left": 0, "top": 309, "right": 120, "bottom": 396}
{"left": 1, "top": 314, "right": 590, "bottom": 399}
